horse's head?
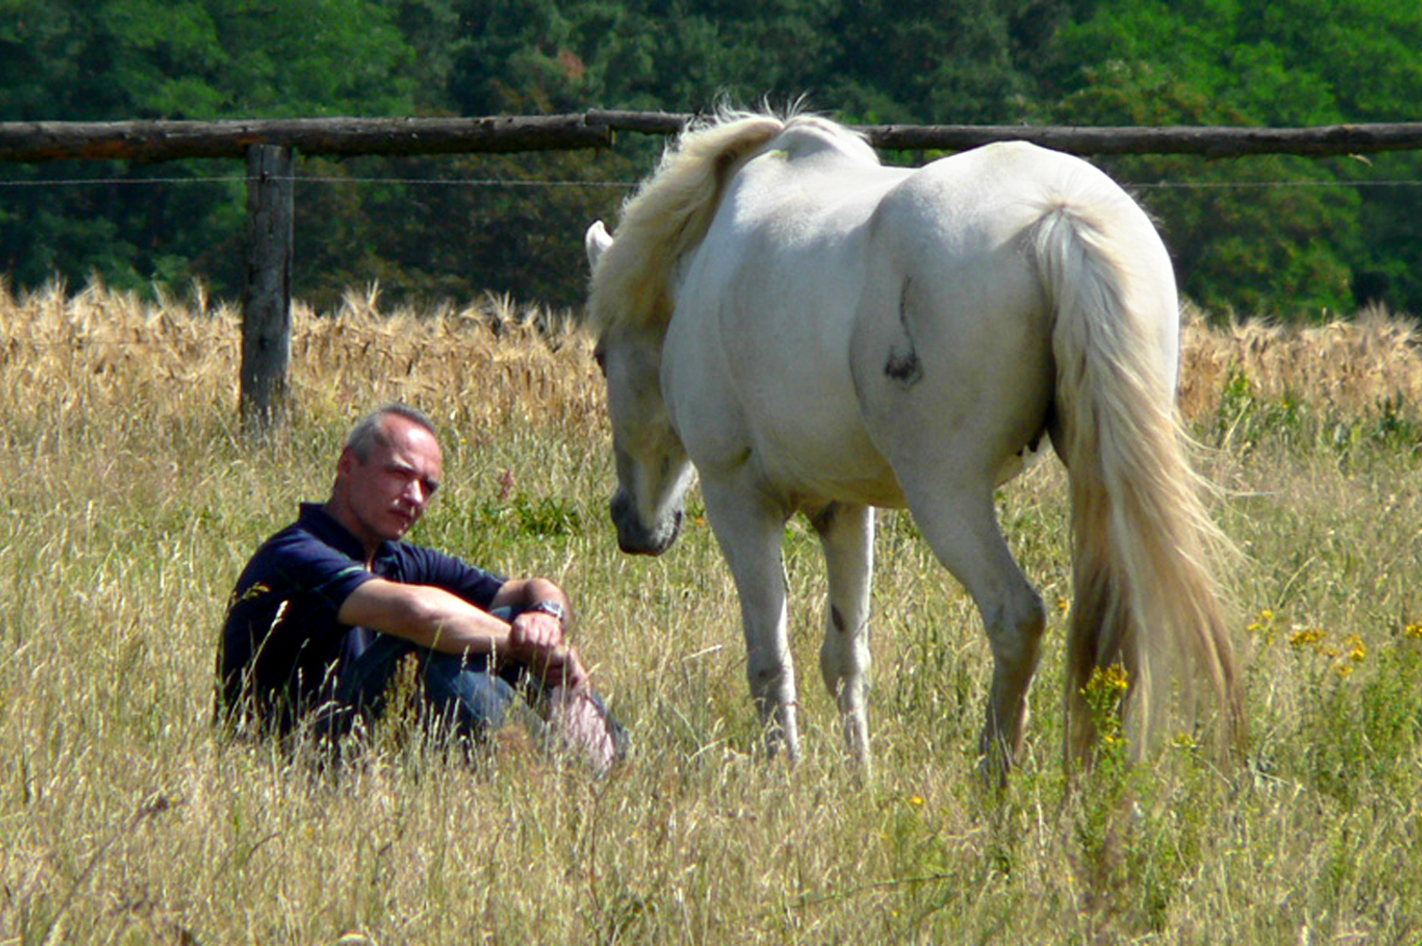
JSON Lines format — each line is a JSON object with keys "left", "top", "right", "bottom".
{"left": 582, "top": 118, "right": 786, "bottom": 555}
{"left": 586, "top": 221, "right": 695, "bottom": 556}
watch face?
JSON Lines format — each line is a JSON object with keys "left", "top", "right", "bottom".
{"left": 532, "top": 600, "right": 565, "bottom": 621}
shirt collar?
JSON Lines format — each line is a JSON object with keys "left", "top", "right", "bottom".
{"left": 297, "top": 502, "right": 398, "bottom": 565}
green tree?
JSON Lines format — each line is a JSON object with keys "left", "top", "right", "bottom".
{"left": 0, "top": 0, "right": 429, "bottom": 297}
{"left": 1048, "top": 0, "right": 1422, "bottom": 319}
{"left": 7, "top": 0, "right": 1420, "bottom": 318}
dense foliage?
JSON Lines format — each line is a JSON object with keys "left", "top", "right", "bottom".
{"left": 2, "top": 0, "right": 1420, "bottom": 319}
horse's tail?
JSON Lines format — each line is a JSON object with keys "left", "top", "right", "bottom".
{"left": 1030, "top": 182, "right": 1244, "bottom": 762}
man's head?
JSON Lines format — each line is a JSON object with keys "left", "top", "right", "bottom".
{"left": 327, "top": 403, "right": 443, "bottom": 555}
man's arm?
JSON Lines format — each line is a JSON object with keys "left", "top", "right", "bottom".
{"left": 337, "top": 578, "right": 587, "bottom": 687}
{"left": 489, "top": 576, "right": 571, "bottom": 619}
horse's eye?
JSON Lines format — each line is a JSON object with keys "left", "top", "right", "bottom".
{"left": 593, "top": 345, "right": 607, "bottom": 375}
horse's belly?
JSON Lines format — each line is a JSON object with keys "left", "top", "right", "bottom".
{"left": 776, "top": 465, "right": 907, "bottom": 508}
{"left": 806, "top": 473, "right": 907, "bottom": 509}
{"left": 757, "top": 426, "right": 908, "bottom": 509}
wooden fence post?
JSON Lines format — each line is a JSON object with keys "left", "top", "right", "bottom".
{"left": 240, "top": 143, "right": 294, "bottom": 436}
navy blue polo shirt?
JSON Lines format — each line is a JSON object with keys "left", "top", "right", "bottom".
{"left": 219, "top": 503, "right": 505, "bottom": 732}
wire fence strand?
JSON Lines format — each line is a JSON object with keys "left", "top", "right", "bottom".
{"left": 0, "top": 174, "right": 638, "bottom": 189}
{"left": 2, "top": 173, "right": 1421, "bottom": 191}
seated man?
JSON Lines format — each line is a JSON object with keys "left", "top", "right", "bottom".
{"left": 218, "top": 402, "right": 625, "bottom": 770}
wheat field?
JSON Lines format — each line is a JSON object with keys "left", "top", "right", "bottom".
{"left": 1, "top": 282, "right": 1420, "bottom": 944}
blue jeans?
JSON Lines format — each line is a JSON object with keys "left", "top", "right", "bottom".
{"left": 329, "top": 606, "right": 541, "bottom": 741}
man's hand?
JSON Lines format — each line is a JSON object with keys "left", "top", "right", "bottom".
{"left": 524, "top": 641, "right": 590, "bottom": 691}
{"left": 505, "top": 612, "right": 587, "bottom": 690}
{"left": 508, "top": 609, "right": 565, "bottom": 653}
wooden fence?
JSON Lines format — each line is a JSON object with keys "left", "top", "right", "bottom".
{"left": 5, "top": 111, "right": 1422, "bottom": 433}
{"left": 9, "top": 112, "right": 1422, "bottom": 161}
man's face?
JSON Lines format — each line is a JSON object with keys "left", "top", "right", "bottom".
{"left": 339, "top": 415, "right": 444, "bottom": 546}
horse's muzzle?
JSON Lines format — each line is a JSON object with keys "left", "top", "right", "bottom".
{"left": 611, "top": 490, "right": 682, "bottom": 556}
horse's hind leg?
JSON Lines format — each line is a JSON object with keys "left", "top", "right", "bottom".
{"left": 902, "top": 484, "right": 1047, "bottom": 782}
{"left": 810, "top": 502, "right": 874, "bottom": 767}
{"left": 700, "top": 476, "right": 801, "bottom": 760}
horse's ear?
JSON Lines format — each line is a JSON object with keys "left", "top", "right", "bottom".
{"left": 585, "top": 220, "right": 614, "bottom": 269}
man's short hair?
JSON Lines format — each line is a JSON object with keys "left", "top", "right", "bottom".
{"left": 345, "top": 403, "right": 437, "bottom": 462}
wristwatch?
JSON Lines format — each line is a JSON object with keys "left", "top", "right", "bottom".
{"left": 527, "top": 600, "right": 566, "bottom": 623}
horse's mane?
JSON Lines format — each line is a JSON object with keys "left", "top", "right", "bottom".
{"left": 588, "top": 109, "right": 788, "bottom": 334}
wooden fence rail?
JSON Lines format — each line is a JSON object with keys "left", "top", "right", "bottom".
{"left": 7, "top": 112, "right": 1422, "bottom": 162}
{"left": 587, "top": 110, "right": 1422, "bottom": 157}
{"left": 0, "top": 115, "right": 610, "bottom": 163}
{"left": 6, "top": 111, "right": 1422, "bottom": 433}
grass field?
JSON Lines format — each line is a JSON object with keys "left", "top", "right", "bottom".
{"left": 2, "top": 282, "right": 1420, "bottom": 944}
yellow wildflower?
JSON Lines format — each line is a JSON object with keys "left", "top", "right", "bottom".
{"left": 1344, "top": 634, "right": 1366, "bottom": 662}
{"left": 1082, "top": 665, "right": 1130, "bottom": 746}
{"left": 1248, "top": 608, "right": 1279, "bottom": 645}
{"left": 1288, "top": 627, "right": 1326, "bottom": 648}
{"left": 1087, "top": 664, "right": 1130, "bottom": 695}
{"left": 1247, "top": 608, "right": 1275, "bottom": 633}
{"left": 1404, "top": 623, "right": 1422, "bottom": 640}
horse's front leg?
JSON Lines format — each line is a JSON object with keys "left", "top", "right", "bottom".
{"left": 700, "top": 476, "right": 800, "bottom": 760}
{"left": 809, "top": 502, "right": 875, "bottom": 769}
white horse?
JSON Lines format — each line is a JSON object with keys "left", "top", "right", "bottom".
{"left": 584, "top": 110, "right": 1242, "bottom": 775}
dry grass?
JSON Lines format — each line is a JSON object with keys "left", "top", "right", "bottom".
{"left": 1179, "top": 301, "right": 1422, "bottom": 419}
{"left": 10, "top": 284, "right": 1417, "bottom": 438}
{"left": 1, "top": 282, "right": 1420, "bottom": 944}
{"left": 0, "top": 281, "right": 600, "bottom": 438}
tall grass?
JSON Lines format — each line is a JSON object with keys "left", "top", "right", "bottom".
{"left": 1, "top": 282, "right": 1419, "bottom": 943}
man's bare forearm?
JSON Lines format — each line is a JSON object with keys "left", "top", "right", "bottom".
{"left": 338, "top": 578, "right": 514, "bottom": 656}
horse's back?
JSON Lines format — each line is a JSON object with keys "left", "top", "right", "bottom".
{"left": 668, "top": 132, "right": 1170, "bottom": 504}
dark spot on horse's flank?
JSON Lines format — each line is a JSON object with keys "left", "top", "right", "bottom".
{"left": 831, "top": 605, "right": 847, "bottom": 634}
{"left": 885, "top": 276, "right": 923, "bottom": 387}
{"left": 884, "top": 347, "right": 921, "bottom": 386}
